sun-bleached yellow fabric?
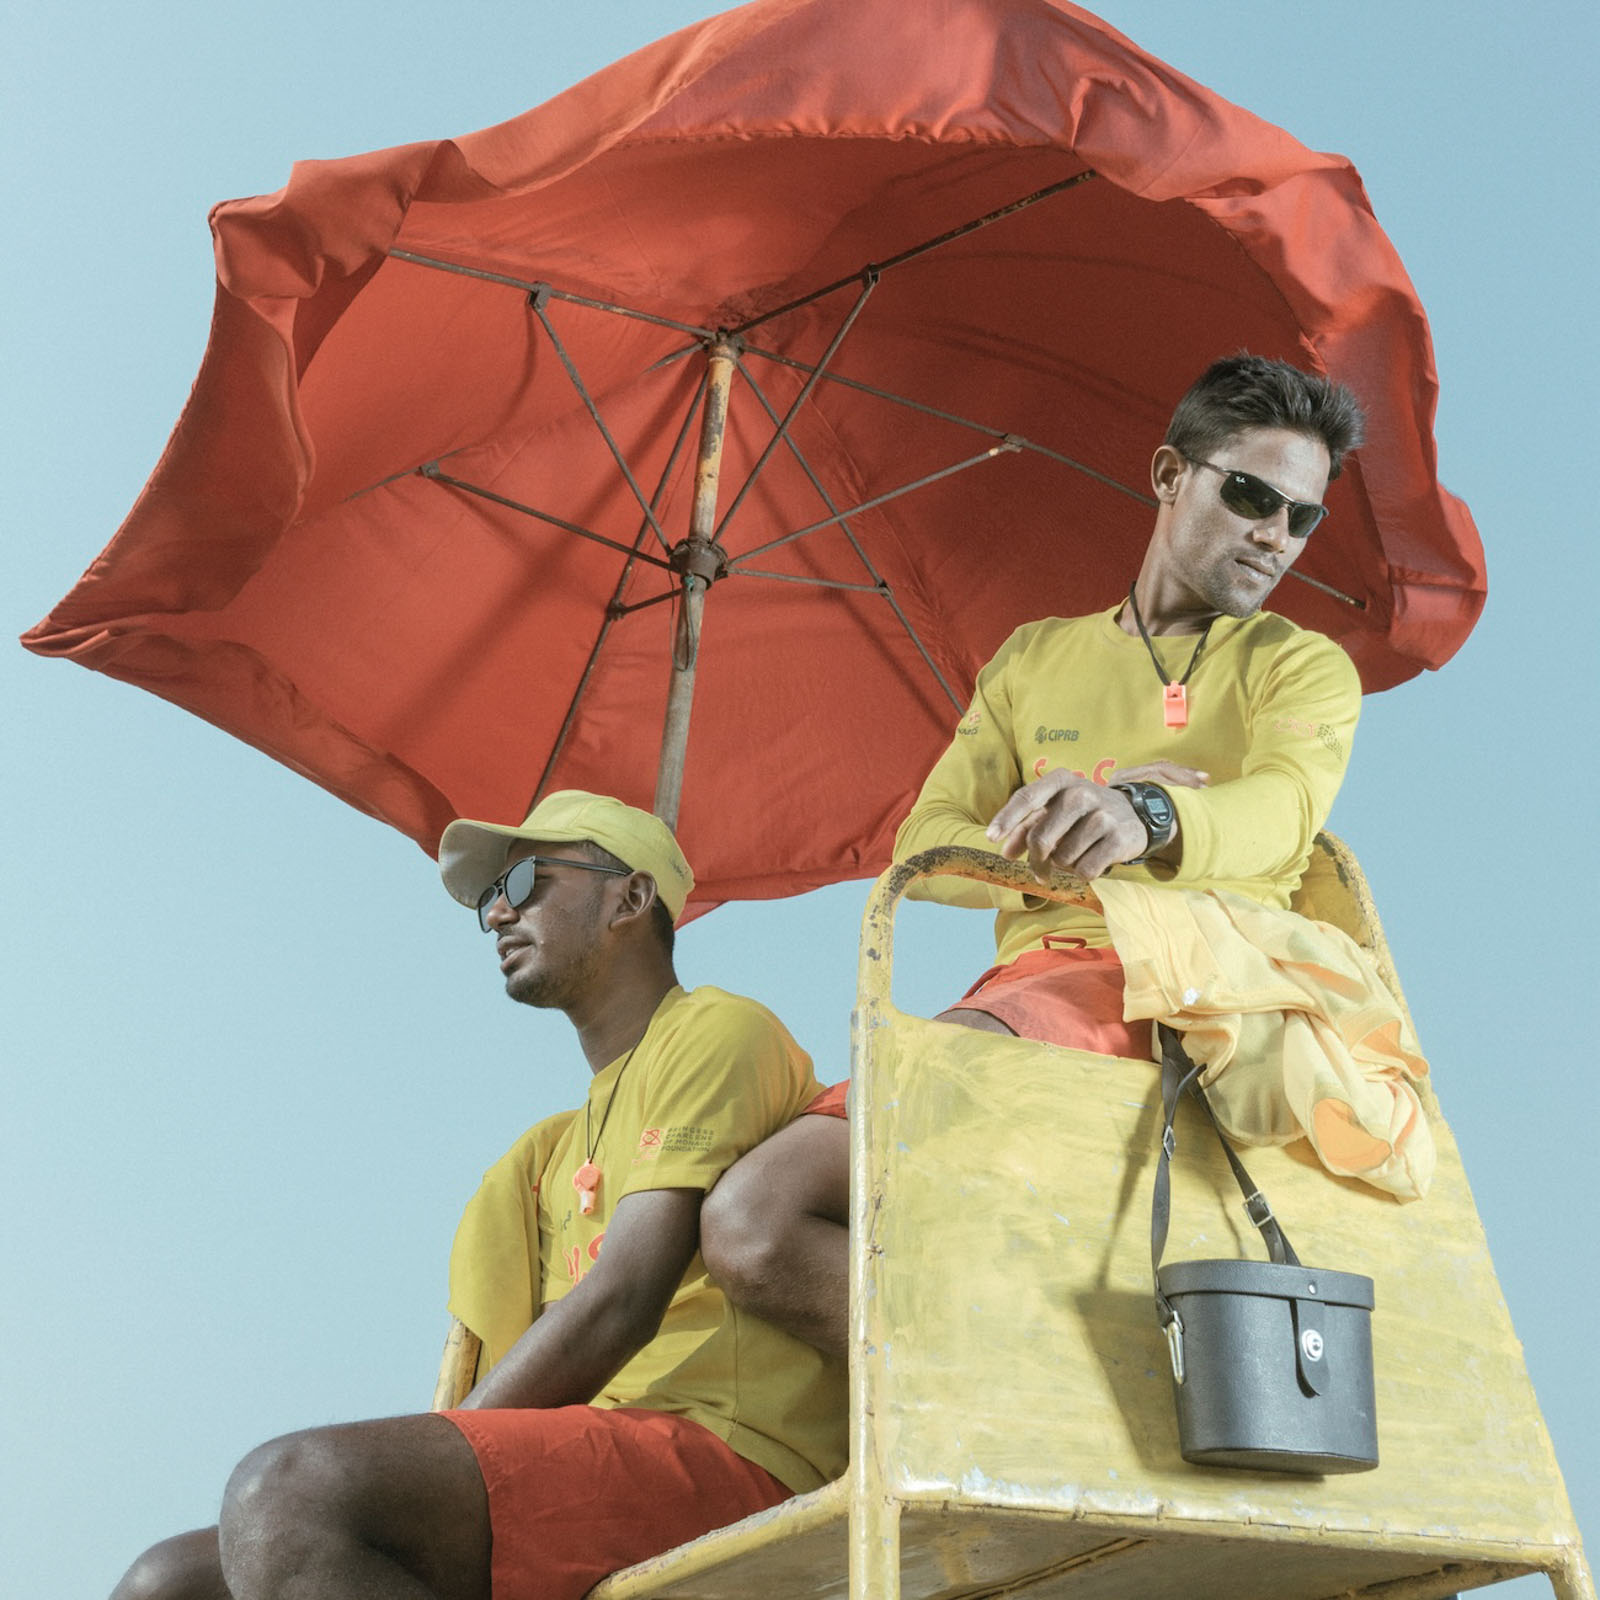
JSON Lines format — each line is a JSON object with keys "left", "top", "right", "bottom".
{"left": 447, "top": 1109, "right": 576, "bottom": 1378}
{"left": 446, "top": 985, "right": 846, "bottom": 1492}
{"left": 1094, "top": 876, "right": 1434, "bottom": 1201}
{"left": 894, "top": 607, "right": 1361, "bottom": 962}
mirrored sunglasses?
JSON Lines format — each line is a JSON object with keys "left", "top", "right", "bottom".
{"left": 477, "top": 854, "right": 630, "bottom": 932}
{"left": 1188, "top": 457, "right": 1328, "bottom": 539}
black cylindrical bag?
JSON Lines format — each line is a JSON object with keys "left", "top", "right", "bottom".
{"left": 1152, "top": 1027, "right": 1379, "bottom": 1475}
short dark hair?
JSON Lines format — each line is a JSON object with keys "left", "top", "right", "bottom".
{"left": 575, "top": 840, "right": 677, "bottom": 956}
{"left": 1165, "top": 353, "right": 1366, "bottom": 480}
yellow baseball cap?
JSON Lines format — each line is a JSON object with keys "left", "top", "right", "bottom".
{"left": 439, "top": 790, "right": 695, "bottom": 921}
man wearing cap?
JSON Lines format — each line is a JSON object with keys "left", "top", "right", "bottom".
{"left": 110, "top": 791, "right": 846, "bottom": 1600}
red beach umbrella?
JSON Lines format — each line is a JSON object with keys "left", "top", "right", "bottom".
{"left": 23, "top": 0, "right": 1484, "bottom": 910}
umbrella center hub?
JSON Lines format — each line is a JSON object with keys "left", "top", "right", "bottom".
{"left": 669, "top": 537, "right": 729, "bottom": 586}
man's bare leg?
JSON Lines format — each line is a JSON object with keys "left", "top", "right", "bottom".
{"left": 110, "top": 1529, "right": 227, "bottom": 1600}
{"left": 109, "top": 1413, "right": 490, "bottom": 1600}
{"left": 933, "top": 1008, "right": 1017, "bottom": 1038}
{"left": 702, "top": 1113, "right": 849, "bottom": 1356}
{"left": 701, "top": 1008, "right": 1015, "bottom": 1357}
{"left": 218, "top": 1412, "right": 489, "bottom": 1600}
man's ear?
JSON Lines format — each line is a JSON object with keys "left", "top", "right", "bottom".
{"left": 1151, "top": 444, "right": 1187, "bottom": 503}
{"left": 609, "top": 871, "right": 660, "bottom": 930}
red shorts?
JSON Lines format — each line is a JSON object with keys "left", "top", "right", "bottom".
{"left": 441, "top": 1404, "right": 790, "bottom": 1599}
{"left": 803, "top": 946, "right": 1150, "bottom": 1120}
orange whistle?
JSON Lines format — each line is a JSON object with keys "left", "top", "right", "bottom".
{"left": 1163, "top": 682, "right": 1188, "bottom": 729}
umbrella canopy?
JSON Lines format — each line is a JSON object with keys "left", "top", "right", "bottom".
{"left": 23, "top": 0, "right": 1484, "bottom": 909}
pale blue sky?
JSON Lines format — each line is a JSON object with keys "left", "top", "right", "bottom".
{"left": 4, "top": 2, "right": 1594, "bottom": 1594}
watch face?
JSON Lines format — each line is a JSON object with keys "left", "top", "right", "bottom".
{"left": 1145, "top": 787, "right": 1175, "bottom": 828}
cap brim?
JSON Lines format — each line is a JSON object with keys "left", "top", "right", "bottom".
{"left": 438, "top": 818, "right": 530, "bottom": 908}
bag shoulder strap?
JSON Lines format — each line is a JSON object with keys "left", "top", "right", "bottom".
{"left": 1152, "top": 1025, "right": 1301, "bottom": 1331}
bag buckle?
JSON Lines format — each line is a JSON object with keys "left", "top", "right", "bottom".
{"left": 1243, "top": 1189, "right": 1274, "bottom": 1228}
{"left": 1162, "top": 1125, "right": 1177, "bottom": 1160}
{"left": 1164, "top": 1310, "right": 1186, "bottom": 1384}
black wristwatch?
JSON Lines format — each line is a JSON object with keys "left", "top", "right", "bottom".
{"left": 1111, "top": 780, "right": 1176, "bottom": 862}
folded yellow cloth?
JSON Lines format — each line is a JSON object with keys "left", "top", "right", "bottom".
{"left": 1094, "top": 878, "right": 1433, "bottom": 1201}
{"left": 448, "top": 1110, "right": 577, "bottom": 1372}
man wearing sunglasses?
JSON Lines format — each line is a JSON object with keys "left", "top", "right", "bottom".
{"left": 700, "top": 353, "right": 1369, "bottom": 1358}
{"left": 111, "top": 790, "right": 846, "bottom": 1600}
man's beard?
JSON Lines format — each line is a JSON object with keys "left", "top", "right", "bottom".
{"left": 503, "top": 882, "right": 607, "bottom": 1009}
{"left": 1198, "top": 561, "right": 1275, "bottom": 620}
{"left": 505, "top": 948, "right": 599, "bottom": 1010}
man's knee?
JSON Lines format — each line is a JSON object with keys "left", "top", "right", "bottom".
{"left": 218, "top": 1413, "right": 489, "bottom": 1594}
{"left": 220, "top": 1426, "right": 353, "bottom": 1554}
{"left": 702, "top": 1154, "right": 788, "bottom": 1295}
{"left": 701, "top": 1117, "right": 849, "bottom": 1300}
{"left": 108, "top": 1528, "right": 222, "bottom": 1600}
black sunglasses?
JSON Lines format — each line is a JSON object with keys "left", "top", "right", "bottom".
{"left": 1187, "top": 457, "right": 1328, "bottom": 539}
{"left": 477, "top": 854, "right": 629, "bottom": 932}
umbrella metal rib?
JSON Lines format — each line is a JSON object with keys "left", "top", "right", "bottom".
{"left": 343, "top": 452, "right": 472, "bottom": 502}
{"left": 736, "top": 344, "right": 1364, "bottom": 608}
{"left": 387, "top": 251, "right": 718, "bottom": 339}
{"left": 731, "top": 570, "right": 888, "bottom": 594}
{"left": 728, "top": 169, "right": 1098, "bottom": 335}
{"left": 529, "top": 287, "right": 675, "bottom": 555}
{"left": 608, "top": 588, "right": 681, "bottom": 617}
{"left": 712, "top": 272, "right": 878, "bottom": 543}
{"left": 728, "top": 440, "right": 1022, "bottom": 566}
{"left": 738, "top": 342, "right": 1155, "bottom": 508}
{"left": 1280, "top": 568, "right": 1365, "bottom": 607}
{"left": 529, "top": 369, "right": 712, "bottom": 815}
{"left": 733, "top": 356, "right": 964, "bottom": 714}
{"left": 701, "top": 259, "right": 966, "bottom": 718}
{"left": 418, "top": 465, "right": 676, "bottom": 571}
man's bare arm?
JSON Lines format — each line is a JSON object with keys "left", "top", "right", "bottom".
{"left": 459, "top": 1187, "right": 701, "bottom": 1411}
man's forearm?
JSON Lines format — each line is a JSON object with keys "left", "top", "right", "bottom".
{"left": 459, "top": 1186, "right": 701, "bottom": 1411}
{"left": 1164, "top": 767, "right": 1333, "bottom": 883}
{"left": 458, "top": 1279, "right": 664, "bottom": 1411}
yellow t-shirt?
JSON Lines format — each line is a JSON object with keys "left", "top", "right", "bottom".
{"left": 893, "top": 606, "right": 1361, "bottom": 963}
{"left": 447, "top": 985, "right": 846, "bottom": 1493}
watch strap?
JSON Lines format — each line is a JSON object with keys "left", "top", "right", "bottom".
{"left": 1112, "top": 780, "right": 1175, "bottom": 861}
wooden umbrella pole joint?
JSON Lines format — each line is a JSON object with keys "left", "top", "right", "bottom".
{"left": 654, "top": 338, "right": 737, "bottom": 830}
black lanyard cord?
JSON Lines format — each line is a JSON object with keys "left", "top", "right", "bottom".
{"left": 1128, "top": 582, "right": 1213, "bottom": 689}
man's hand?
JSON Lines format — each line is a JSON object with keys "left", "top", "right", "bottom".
{"left": 1110, "top": 761, "right": 1210, "bottom": 791}
{"left": 986, "top": 771, "right": 1145, "bottom": 882}
{"left": 985, "top": 764, "right": 1207, "bottom": 882}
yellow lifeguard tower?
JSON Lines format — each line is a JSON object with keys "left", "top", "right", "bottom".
{"left": 436, "top": 836, "right": 1591, "bottom": 1600}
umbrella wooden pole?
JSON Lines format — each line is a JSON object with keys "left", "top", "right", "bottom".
{"left": 655, "top": 573, "right": 710, "bottom": 831}
{"left": 654, "top": 339, "right": 736, "bottom": 830}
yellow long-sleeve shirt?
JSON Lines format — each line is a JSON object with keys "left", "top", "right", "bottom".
{"left": 893, "top": 606, "right": 1361, "bottom": 962}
